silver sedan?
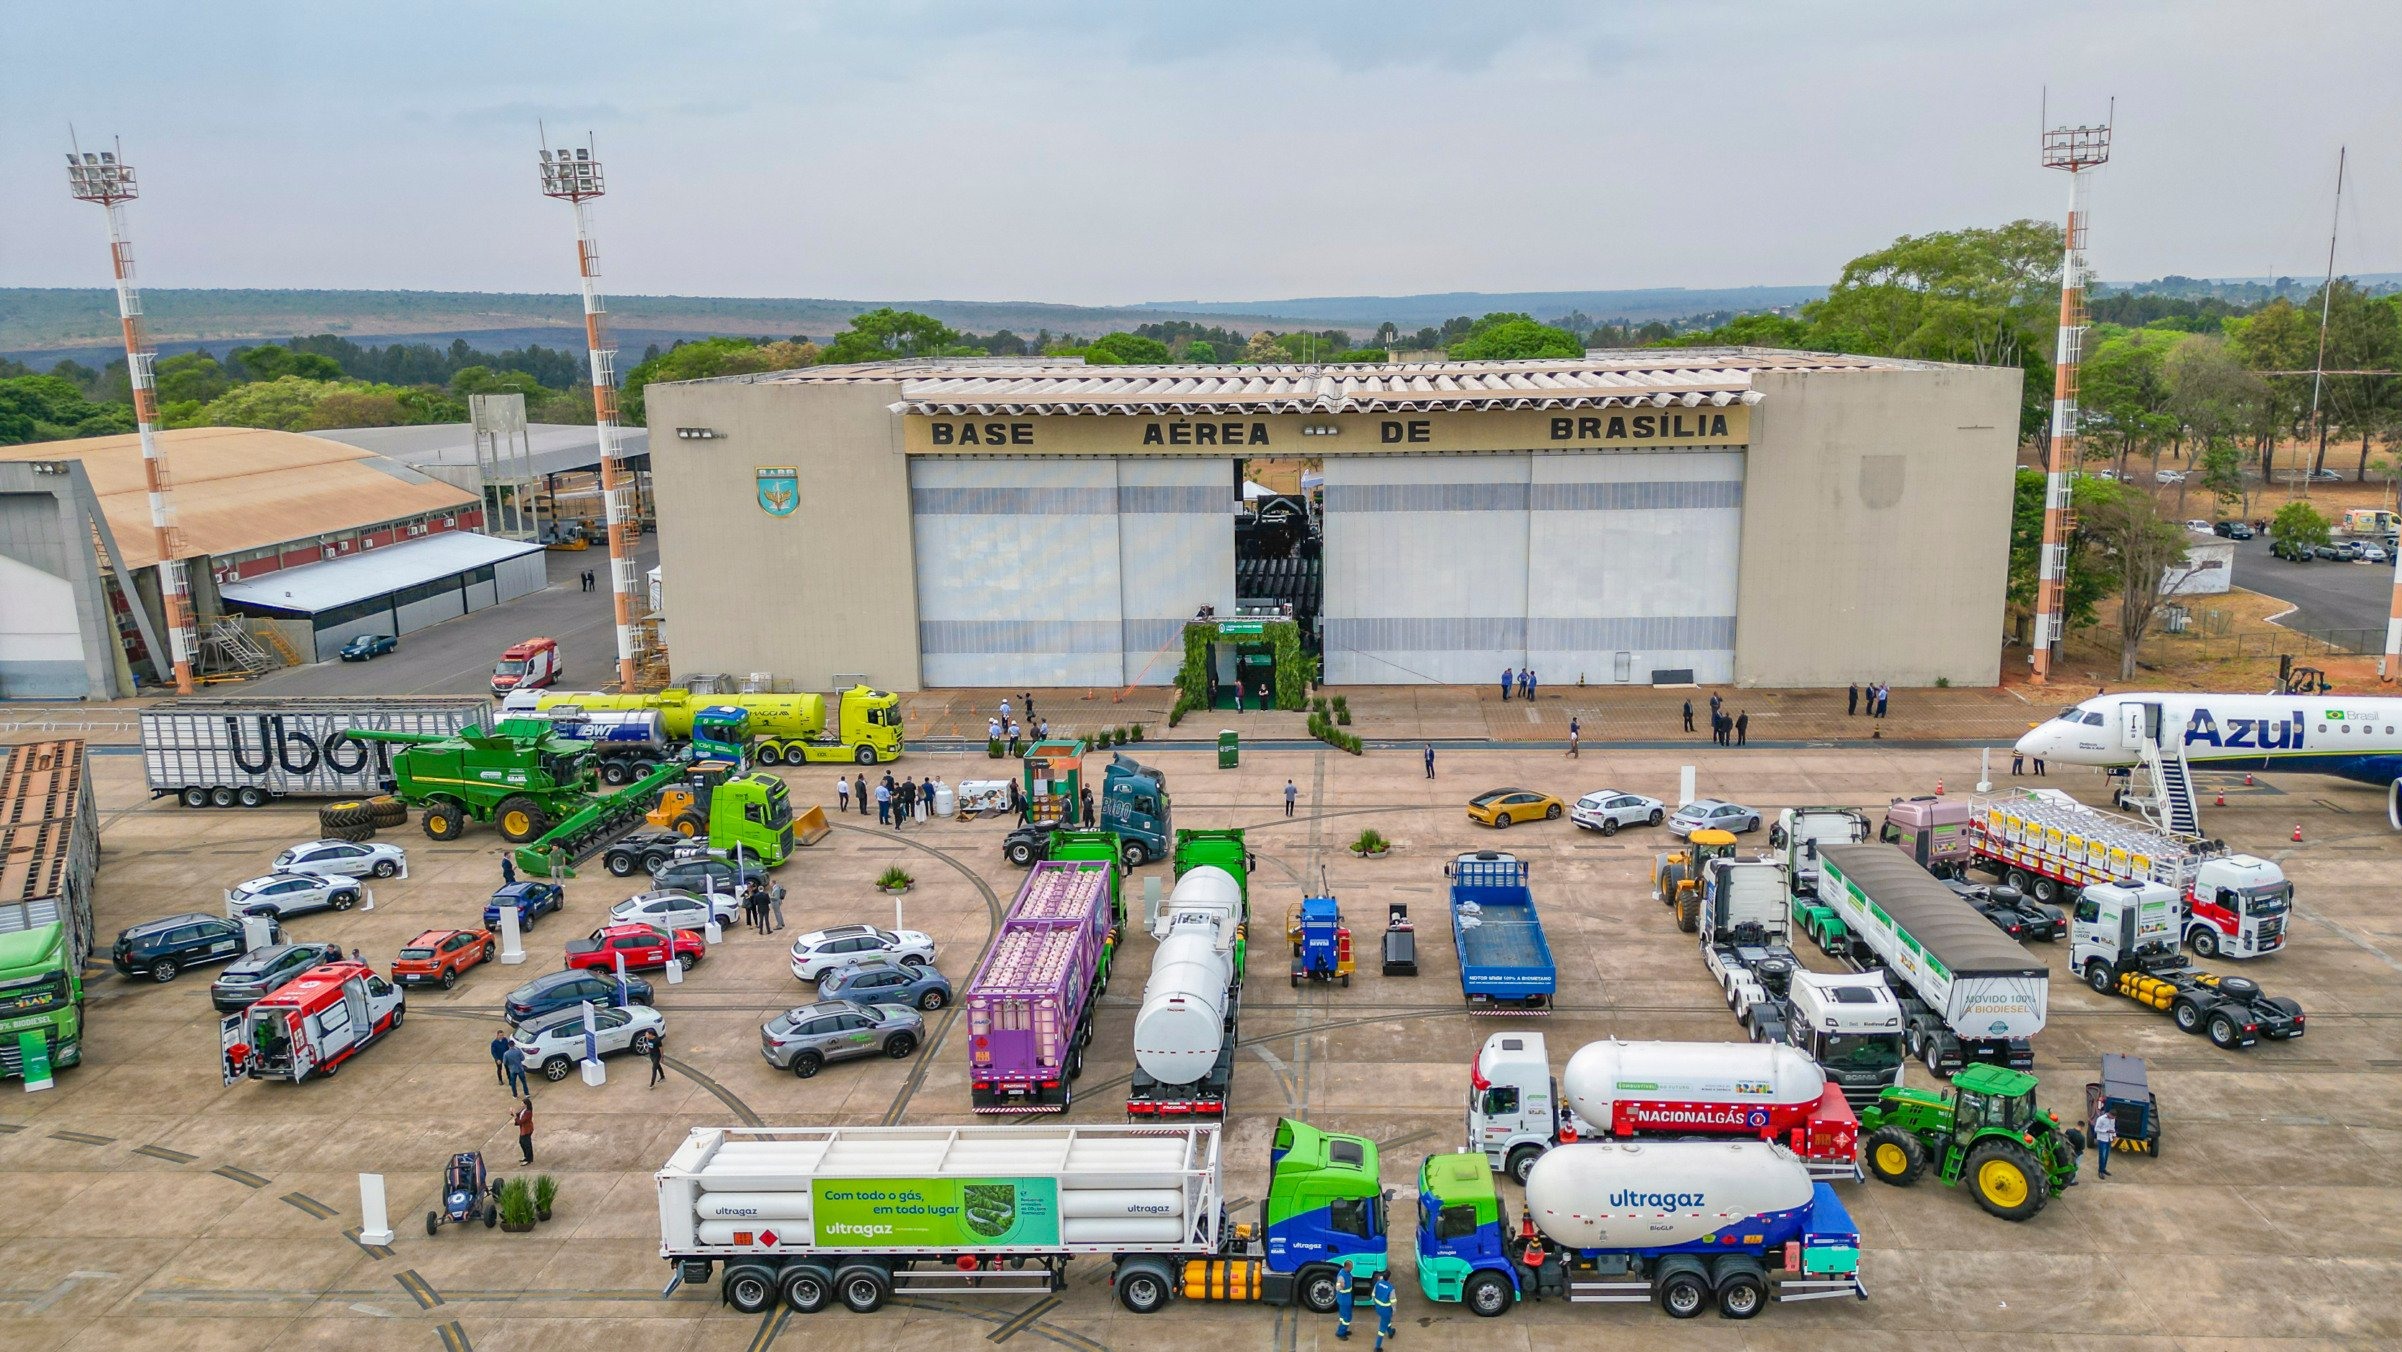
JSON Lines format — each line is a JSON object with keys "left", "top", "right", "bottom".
{"left": 759, "top": 999, "right": 923, "bottom": 1078}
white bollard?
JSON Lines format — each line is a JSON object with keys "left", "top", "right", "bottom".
{"left": 1678, "top": 765, "right": 1696, "bottom": 809}
{"left": 498, "top": 906, "right": 525, "bottom": 965}
{"left": 360, "top": 886, "right": 374, "bottom": 913}
{"left": 580, "top": 1000, "right": 606, "bottom": 1085}
{"left": 240, "top": 912, "right": 278, "bottom": 953}
{"left": 1976, "top": 747, "right": 1993, "bottom": 795}
{"left": 665, "top": 955, "right": 684, "bottom": 985}
{"left": 704, "top": 919, "right": 723, "bottom": 946}
{"left": 357, "top": 1172, "right": 394, "bottom": 1247}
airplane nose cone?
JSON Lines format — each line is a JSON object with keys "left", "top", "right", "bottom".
{"left": 2013, "top": 725, "right": 2048, "bottom": 757}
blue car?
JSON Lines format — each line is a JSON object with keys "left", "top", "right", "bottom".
{"left": 819, "top": 957, "right": 953, "bottom": 1012}
{"left": 503, "top": 969, "right": 653, "bottom": 1025}
{"left": 339, "top": 633, "right": 398, "bottom": 661}
{"left": 485, "top": 881, "right": 565, "bottom": 931}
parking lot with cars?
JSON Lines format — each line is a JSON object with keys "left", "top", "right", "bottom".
{"left": 6, "top": 743, "right": 2400, "bottom": 1350}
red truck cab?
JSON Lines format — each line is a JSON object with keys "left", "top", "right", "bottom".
{"left": 566, "top": 922, "right": 705, "bottom": 973}
{"left": 492, "top": 638, "right": 561, "bottom": 695}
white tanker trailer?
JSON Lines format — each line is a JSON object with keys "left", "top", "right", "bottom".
{"left": 1129, "top": 864, "right": 1244, "bottom": 1116}
{"left": 1416, "top": 1140, "right": 1866, "bottom": 1321}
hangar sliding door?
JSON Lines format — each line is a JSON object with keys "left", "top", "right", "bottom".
{"left": 1526, "top": 449, "right": 1743, "bottom": 685}
{"left": 1116, "top": 458, "right": 1232, "bottom": 685}
{"left": 910, "top": 458, "right": 1124, "bottom": 687}
{"left": 1321, "top": 454, "right": 1531, "bottom": 685}
{"left": 1320, "top": 448, "right": 1744, "bottom": 686}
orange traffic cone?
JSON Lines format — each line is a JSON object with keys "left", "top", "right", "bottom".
{"left": 2215, "top": 791, "right": 2226, "bottom": 807}
{"left": 1935, "top": 778, "right": 1945, "bottom": 795}
{"left": 2293, "top": 823, "right": 2304, "bottom": 842}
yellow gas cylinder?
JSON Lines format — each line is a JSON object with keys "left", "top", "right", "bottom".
{"left": 1181, "top": 1258, "right": 1262, "bottom": 1301}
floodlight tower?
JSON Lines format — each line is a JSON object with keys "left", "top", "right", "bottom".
{"left": 540, "top": 132, "right": 643, "bottom": 690}
{"left": 2030, "top": 109, "right": 2112, "bottom": 684}
{"left": 66, "top": 137, "right": 196, "bottom": 694}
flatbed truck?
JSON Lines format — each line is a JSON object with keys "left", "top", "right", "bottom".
{"left": 656, "top": 1119, "right": 1387, "bottom": 1316}
{"left": 1447, "top": 851, "right": 1556, "bottom": 1014}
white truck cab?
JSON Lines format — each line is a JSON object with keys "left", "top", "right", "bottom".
{"left": 1784, "top": 971, "right": 1906, "bottom": 1107}
{"left": 2073, "top": 880, "right": 2183, "bottom": 971}
{"left": 1467, "top": 1031, "right": 1590, "bottom": 1181}
{"left": 2185, "top": 855, "right": 2290, "bottom": 959}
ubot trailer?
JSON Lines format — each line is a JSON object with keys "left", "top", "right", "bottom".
{"left": 656, "top": 1120, "right": 1389, "bottom": 1316}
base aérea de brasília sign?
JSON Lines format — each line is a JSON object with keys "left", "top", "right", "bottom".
{"left": 812, "top": 1177, "right": 1062, "bottom": 1247}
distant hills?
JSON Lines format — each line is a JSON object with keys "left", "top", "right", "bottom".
{"left": 1134, "top": 286, "right": 1827, "bottom": 328}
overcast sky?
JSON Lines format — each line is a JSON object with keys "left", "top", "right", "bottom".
{"left": 4, "top": 1, "right": 2396, "bottom": 305}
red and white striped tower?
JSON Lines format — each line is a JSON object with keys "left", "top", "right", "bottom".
{"left": 540, "top": 133, "right": 643, "bottom": 690}
{"left": 66, "top": 138, "right": 196, "bottom": 694}
{"left": 2031, "top": 113, "right": 2111, "bottom": 684}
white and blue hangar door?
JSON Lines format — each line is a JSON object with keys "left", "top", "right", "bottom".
{"left": 1320, "top": 449, "right": 1742, "bottom": 685}
{"left": 909, "top": 457, "right": 1230, "bottom": 687}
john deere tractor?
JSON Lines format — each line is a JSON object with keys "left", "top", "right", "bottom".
{"left": 1856, "top": 1064, "right": 2084, "bottom": 1221}
{"left": 1654, "top": 828, "right": 1740, "bottom": 933}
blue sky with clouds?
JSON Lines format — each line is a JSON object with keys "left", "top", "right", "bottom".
{"left": 4, "top": 1, "right": 2395, "bottom": 304}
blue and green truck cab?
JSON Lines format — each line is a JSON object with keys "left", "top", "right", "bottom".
{"left": 0, "top": 924, "right": 82, "bottom": 1079}
{"left": 1171, "top": 1117, "right": 1388, "bottom": 1310}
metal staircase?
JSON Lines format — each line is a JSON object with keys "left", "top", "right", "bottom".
{"left": 199, "top": 618, "right": 274, "bottom": 676}
{"left": 2131, "top": 737, "right": 2201, "bottom": 838}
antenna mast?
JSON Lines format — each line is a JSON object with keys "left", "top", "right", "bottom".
{"left": 2303, "top": 146, "right": 2346, "bottom": 496}
{"left": 2030, "top": 105, "right": 2112, "bottom": 684}
{"left": 66, "top": 136, "right": 197, "bottom": 694}
{"left": 540, "top": 131, "right": 646, "bottom": 690}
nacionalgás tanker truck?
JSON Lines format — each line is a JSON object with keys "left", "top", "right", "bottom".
{"left": 1468, "top": 1033, "right": 1857, "bottom": 1184}
{"left": 656, "top": 1119, "right": 1389, "bottom": 1317}
{"left": 514, "top": 684, "right": 903, "bottom": 765}
{"left": 1815, "top": 844, "right": 2046, "bottom": 1077}
{"left": 1416, "top": 1141, "right": 1866, "bottom": 1321}
{"left": 965, "top": 860, "right": 1117, "bottom": 1113}
{"left": 1128, "top": 862, "right": 1244, "bottom": 1117}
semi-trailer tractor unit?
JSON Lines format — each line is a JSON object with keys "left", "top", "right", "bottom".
{"left": 2070, "top": 881, "right": 2304, "bottom": 1049}
{"left": 656, "top": 1119, "right": 1388, "bottom": 1317}
{"left": 1415, "top": 1141, "right": 1866, "bottom": 1321}
{"left": 1468, "top": 1032, "right": 1858, "bottom": 1183}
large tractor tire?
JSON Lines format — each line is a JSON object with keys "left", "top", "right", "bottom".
{"left": 494, "top": 796, "right": 550, "bottom": 844}
{"left": 367, "top": 795, "right": 408, "bottom": 827}
{"left": 669, "top": 812, "right": 705, "bottom": 838}
{"left": 1862, "top": 1127, "right": 1929, "bottom": 1186}
{"left": 421, "top": 802, "right": 466, "bottom": 841}
{"left": 1965, "top": 1140, "right": 2049, "bottom": 1221}
{"left": 1675, "top": 889, "right": 1700, "bottom": 934}
{"left": 1655, "top": 860, "right": 1685, "bottom": 906}
{"left": 318, "top": 801, "right": 374, "bottom": 833}
{"left": 330, "top": 822, "right": 377, "bottom": 843}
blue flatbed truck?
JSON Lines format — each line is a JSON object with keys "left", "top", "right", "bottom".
{"left": 1446, "top": 851, "right": 1556, "bottom": 1014}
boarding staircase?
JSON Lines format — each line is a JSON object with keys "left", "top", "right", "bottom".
{"left": 2129, "top": 736, "right": 2202, "bottom": 838}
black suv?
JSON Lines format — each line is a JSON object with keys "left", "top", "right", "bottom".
{"left": 604, "top": 829, "right": 688, "bottom": 878}
{"left": 503, "top": 968, "right": 655, "bottom": 1025}
{"left": 113, "top": 912, "right": 282, "bottom": 984}
{"left": 651, "top": 854, "right": 758, "bottom": 896}
{"left": 2213, "top": 520, "right": 2255, "bottom": 540}
{"left": 210, "top": 942, "right": 343, "bottom": 1012}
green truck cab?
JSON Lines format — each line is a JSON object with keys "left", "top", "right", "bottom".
{"left": 0, "top": 924, "right": 82, "bottom": 1079}
{"left": 650, "top": 762, "right": 798, "bottom": 867}
{"left": 1856, "top": 1063, "right": 2083, "bottom": 1220}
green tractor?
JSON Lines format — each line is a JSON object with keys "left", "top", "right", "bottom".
{"left": 1856, "top": 1064, "right": 2084, "bottom": 1221}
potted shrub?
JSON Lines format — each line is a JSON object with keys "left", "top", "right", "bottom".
{"left": 876, "top": 866, "right": 914, "bottom": 895}
{"left": 987, "top": 736, "right": 1004, "bottom": 758}
{"left": 498, "top": 1177, "right": 536, "bottom": 1233}
{"left": 533, "top": 1174, "right": 558, "bottom": 1222}
{"left": 1130, "top": 722, "right": 1146, "bottom": 742}
{"left": 1350, "top": 828, "right": 1389, "bottom": 858}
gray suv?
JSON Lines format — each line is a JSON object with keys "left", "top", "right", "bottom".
{"left": 210, "top": 942, "right": 343, "bottom": 1013}
{"left": 819, "top": 958, "right": 952, "bottom": 1012}
{"left": 759, "top": 999, "right": 923, "bottom": 1078}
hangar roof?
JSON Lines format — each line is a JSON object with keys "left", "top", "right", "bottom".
{"left": 218, "top": 530, "right": 543, "bottom": 616}
{"left": 742, "top": 348, "right": 1927, "bottom": 417}
{"left": 0, "top": 427, "right": 476, "bottom": 569}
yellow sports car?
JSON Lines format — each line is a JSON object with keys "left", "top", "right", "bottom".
{"left": 1467, "top": 788, "right": 1564, "bottom": 829}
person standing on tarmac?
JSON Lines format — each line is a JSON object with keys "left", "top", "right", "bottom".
{"left": 1682, "top": 699, "right": 1694, "bottom": 733}
{"left": 514, "top": 1097, "right": 535, "bottom": 1165}
{"left": 837, "top": 776, "right": 851, "bottom": 813}
{"left": 647, "top": 1033, "right": 666, "bottom": 1088}
{"left": 1424, "top": 744, "right": 1435, "bottom": 779}
{"left": 1284, "top": 780, "right": 1298, "bottom": 817}
{"left": 854, "top": 773, "right": 869, "bottom": 817}
{"left": 1735, "top": 711, "right": 1749, "bottom": 746}
{"left": 500, "top": 853, "right": 516, "bottom": 886}
{"left": 490, "top": 1029, "right": 511, "bottom": 1086}
{"left": 1333, "top": 1260, "right": 1355, "bottom": 1340}
{"left": 2092, "top": 1105, "right": 2117, "bottom": 1177}
{"left": 1500, "top": 667, "right": 1513, "bottom": 701}
{"left": 1566, "top": 716, "right": 1580, "bottom": 758}
{"left": 1372, "top": 1270, "right": 1396, "bottom": 1350}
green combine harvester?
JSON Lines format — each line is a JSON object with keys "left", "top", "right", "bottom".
{"left": 354, "top": 719, "right": 684, "bottom": 877}
{"left": 1855, "top": 1064, "right": 2084, "bottom": 1221}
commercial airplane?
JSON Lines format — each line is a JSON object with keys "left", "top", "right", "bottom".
{"left": 2014, "top": 691, "right": 2402, "bottom": 828}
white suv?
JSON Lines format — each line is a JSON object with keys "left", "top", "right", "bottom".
{"left": 1570, "top": 789, "right": 1666, "bottom": 836}
{"left": 789, "top": 925, "right": 934, "bottom": 983}
{"left": 274, "top": 838, "right": 405, "bottom": 880}
{"left": 226, "top": 872, "right": 364, "bottom": 918}
{"left": 512, "top": 1003, "right": 665, "bottom": 1081}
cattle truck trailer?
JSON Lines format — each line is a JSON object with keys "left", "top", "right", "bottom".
{"left": 965, "top": 859, "right": 1117, "bottom": 1113}
{"left": 142, "top": 697, "right": 487, "bottom": 807}
{"left": 656, "top": 1119, "right": 1389, "bottom": 1317}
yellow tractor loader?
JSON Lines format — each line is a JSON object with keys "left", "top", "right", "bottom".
{"left": 1654, "top": 828, "right": 1741, "bottom": 933}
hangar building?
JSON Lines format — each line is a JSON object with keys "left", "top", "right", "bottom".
{"left": 645, "top": 351, "right": 2019, "bottom": 692}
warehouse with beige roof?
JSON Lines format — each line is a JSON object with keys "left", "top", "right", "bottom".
{"left": 645, "top": 350, "right": 2019, "bottom": 692}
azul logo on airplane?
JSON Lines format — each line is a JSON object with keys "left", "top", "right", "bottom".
{"left": 2183, "top": 708, "right": 2307, "bottom": 750}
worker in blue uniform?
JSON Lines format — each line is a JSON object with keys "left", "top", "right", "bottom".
{"left": 1372, "top": 1270, "right": 1395, "bottom": 1349}
{"left": 1333, "top": 1259, "right": 1354, "bottom": 1339}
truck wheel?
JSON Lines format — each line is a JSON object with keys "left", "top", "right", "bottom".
{"left": 1296, "top": 1264, "right": 1340, "bottom": 1313}
{"left": 1121, "top": 839, "right": 1146, "bottom": 870}
{"left": 835, "top": 1264, "right": 890, "bottom": 1313}
{"left": 1675, "top": 892, "right": 1699, "bottom": 934}
{"left": 754, "top": 745, "right": 784, "bottom": 766}
{"left": 790, "top": 1051, "right": 823, "bottom": 1079}
{"left": 2032, "top": 877, "right": 2059, "bottom": 904}
{"left": 1863, "top": 1127, "right": 1928, "bottom": 1186}
{"left": 1657, "top": 1268, "right": 1709, "bottom": 1319}
{"left": 495, "top": 797, "right": 549, "bottom": 844}
{"left": 210, "top": 786, "right": 238, "bottom": 808}
{"left": 181, "top": 786, "right": 211, "bottom": 808}
{"left": 1007, "top": 841, "right": 1035, "bottom": 866}
{"left": 2172, "top": 1000, "right": 2204, "bottom": 1034}
{"left": 2206, "top": 1011, "right": 2245, "bottom": 1049}
{"left": 422, "top": 805, "right": 465, "bottom": 841}
{"left": 2085, "top": 961, "right": 2116, "bottom": 994}
{"left": 854, "top": 747, "right": 878, "bottom": 766}
{"left": 721, "top": 1265, "right": 778, "bottom": 1315}
{"left": 781, "top": 1264, "right": 833, "bottom": 1313}
{"left": 1714, "top": 1270, "right": 1765, "bottom": 1320}
{"left": 237, "top": 786, "right": 268, "bottom": 808}
{"left": 1115, "top": 1261, "right": 1173, "bottom": 1314}
{"left": 601, "top": 762, "right": 628, "bottom": 786}
{"left": 1966, "top": 1141, "right": 2049, "bottom": 1221}
{"left": 1463, "top": 1270, "right": 1512, "bottom": 1317}
{"left": 1506, "top": 1145, "right": 1544, "bottom": 1185}
{"left": 2005, "top": 869, "right": 2030, "bottom": 893}
{"left": 2191, "top": 929, "right": 2220, "bottom": 959}
{"left": 543, "top": 1056, "right": 572, "bottom": 1082}
{"left": 607, "top": 853, "right": 637, "bottom": 877}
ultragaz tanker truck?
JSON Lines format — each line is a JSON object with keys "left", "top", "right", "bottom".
{"left": 656, "top": 1119, "right": 1388, "bottom": 1316}
{"left": 1127, "top": 829, "right": 1253, "bottom": 1116}
{"left": 1415, "top": 1140, "right": 1866, "bottom": 1322}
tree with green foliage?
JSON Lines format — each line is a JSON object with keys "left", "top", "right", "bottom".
{"left": 1182, "top": 340, "right": 1218, "bottom": 363}
{"left": 1446, "top": 312, "right": 1582, "bottom": 361}
{"left": 819, "top": 308, "right": 970, "bottom": 366}
{"left": 154, "top": 351, "right": 233, "bottom": 406}
{"left": 618, "top": 337, "right": 819, "bottom": 424}
{"left": 2083, "top": 484, "right": 2196, "bottom": 680}
{"left": 2078, "top": 326, "right": 2182, "bottom": 478}
{"left": 1086, "top": 332, "right": 1172, "bottom": 365}
{"left": 1648, "top": 311, "right": 1813, "bottom": 350}
{"left": 2268, "top": 500, "right": 2332, "bottom": 555}
{"left": 228, "top": 345, "right": 343, "bottom": 383}
{"left": 2196, "top": 442, "right": 2247, "bottom": 518}
{"left": 0, "top": 374, "right": 135, "bottom": 445}
{"left": 449, "top": 366, "right": 547, "bottom": 400}
{"left": 2005, "top": 468, "right": 2111, "bottom": 645}
{"left": 2165, "top": 335, "right": 2267, "bottom": 518}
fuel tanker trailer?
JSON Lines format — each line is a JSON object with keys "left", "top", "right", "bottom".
{"left": 1128, "top": 862, "right": 1245, "bottom": 1116}
{"left": 1415, "top": 1141, "right": 1866, "bottom": 1322}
